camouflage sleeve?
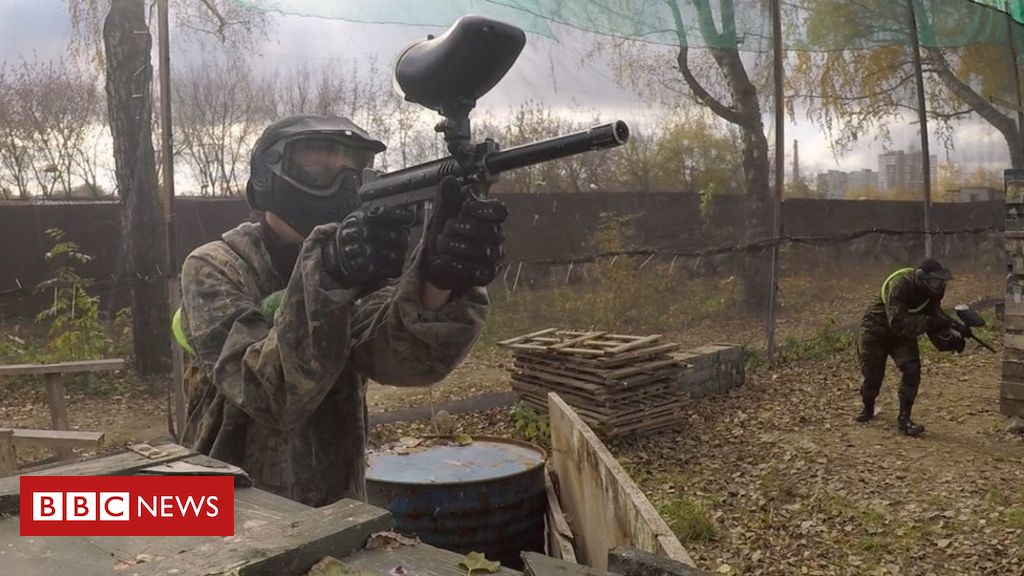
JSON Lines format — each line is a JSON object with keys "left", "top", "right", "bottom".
{"left": 180, "top": 224, "right": 361, "bottom": 430}
{"left": 884, "top": 275, "right": 930, "bottom": 337}
{"left": 349, "top": 247, "right": 488, "bottom": 386}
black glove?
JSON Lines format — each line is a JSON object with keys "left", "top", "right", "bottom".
{"left": 926, "top": 314, "right": 952, "bottom": 333}
{"left": 954, "top": 319, "right": 973, "bottom": 339}
{"left": 322, "top": 206, "right": 416, "bottom": 288}
{"left": 423, "top": 176, "right": 507, "bottom": 292}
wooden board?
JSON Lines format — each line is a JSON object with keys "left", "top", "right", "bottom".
{"left": 9, "top": 428, "right": 104, "bottom": 450}
{"left": 130, "top": 498, "right": 392, "bottom": 576}
{"left": 0, "top": 429, "right": 14, "bottom": 477}
{"left": 0, "top": 443, "right": 192, "bottom": 515}
{"left": 341, "top": 539, "right": 523, "bottom": 576}
{"left": 545, "top": 468, "right": 577, "bottom": 563}
{"left": 0, "top": 358, "right": 125, "bottom": 377}
{"left": 0, "top": 487, "right": 314, "bottom": 575}
{"left": 548, "top": 392, "right": 694, "bottom": 572}
{"left": 522, "top": 551, "right": 608, "bottom": 576}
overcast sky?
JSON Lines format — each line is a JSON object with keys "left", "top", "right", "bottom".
{"left": 0, "top": 0, "right": 1013, "bottom": 187}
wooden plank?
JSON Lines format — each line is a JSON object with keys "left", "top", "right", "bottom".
{"left": 548, "top": 392, "right": 695, "bottom": 572}
{"left": 129, "top": 499, "right": 392, "bottom": 576}
{"left": 1001, "top": 380, "right": 1024, "bottom": 401}
{"left": 341, "top": 539, "right": 522, "bottom": 576}
{"left": 0, "top": 443, "right": 193, "bottom": 515}
{"left": 10, "top": 429, "right": 104, "bottom": 450}
{"left": 1005, "top": 333, "right": 1024, "bottom": 351}
{"left": 608, "top": 548, "right": 711, "bottom": 576}
{"left": 605, "top": 359, "right": 681, "bottom": 381}
{"left": 1005, "top": 313, "right": 1024, "bottom": 332}
{"left": 499, "top": 328, "right": 559, "bottom": 346}
{"left": 43, "top": 373, "right": 72, "bottom": 459}
{"left": 551, "top": 331, "right": 608, "bottom": 351}
{"left": 522, "top": 551, "right": 607, "bottom": 576}
{"left": 0, "top": 358, "right": 125, "bottom": 377}
{"left": 545, "top": 468, "right": 577, "bottom": 564}
{"left": 0, "top": 429, "right": 14, "bottom": 477}
{"left": 605, "top": 335, "right": 663, "bottom": 355}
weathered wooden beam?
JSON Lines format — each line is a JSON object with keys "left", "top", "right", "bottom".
{"left": 545, "top": 468, "right": 577, "bottom": 563}
{"left": 0, "top": 359, "right": 126, "bottom": 377}
{"left": 128, "top": 499, "right": 392, "bottom": 576}
{"left": 342, "top": 538, "right": 523, "bottom": 576}
{"left": 10, "top": 429, "right": 105, "bottom": 450}
{"left": 43, "top": 372, "right": 72, "bottom": 459}
{"left": 0, "top": 443, "right": 192, "bottom": 515}
{"left": 548, "top": 393, "right": 694, "bottom": 572}
{"left": 608, "top": 548, "right": 712, "bottom": 576}
{"left": 0, "top": 429, "right": 15, "bottom": 477}
{"left": 522, "top": 551, "right": 611, "bottom": 576}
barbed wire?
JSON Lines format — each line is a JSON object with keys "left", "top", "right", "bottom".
{"left": 506, "top": 225, "right": 1003, "bottom": 265}
{"left": 0, "top": 225, "right": 1000, "bottom": 298}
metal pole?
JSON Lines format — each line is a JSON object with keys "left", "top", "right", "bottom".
{"left": 766, "top": 0, "right": 784, "bottom": 360}
{"left": 907, "top": 0, "right": 934, "bottom": 258}
{"left": 157, "top": 0, "right": 185, "bottom": 440}
{"left": 1006, "top": 1, "right": 1024, "bottom": 161}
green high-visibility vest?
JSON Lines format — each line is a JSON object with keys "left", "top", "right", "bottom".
{"left": 171, "top": 307, "right": 195, "bottom": 355}
{"left": 880, "top": 267, "right": 929, "bottom": 313}
{"left": 171, "top": 290, "right": 285, "bottom": 356}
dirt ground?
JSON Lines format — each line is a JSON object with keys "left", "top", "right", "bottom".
{"left": 1, "top": 268, "right": 1021, "bottom": 575}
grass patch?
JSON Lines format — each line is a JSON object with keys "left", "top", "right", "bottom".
{"left": 658, "top": 493, "right": 720, "bottom": 543}
{"left": 1006, "top": 507, "right": 1024, "bottom": 530}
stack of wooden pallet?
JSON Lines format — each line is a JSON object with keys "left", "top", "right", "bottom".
{"left": 500, "top": 329, "right": 743, "bottom": 437}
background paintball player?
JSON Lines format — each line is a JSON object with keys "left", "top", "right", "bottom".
{"left": 173, "top": 114, "right": 507, "bottom": 506}
{"left": 855, "top": 258, "right": 971, "bottom": 436}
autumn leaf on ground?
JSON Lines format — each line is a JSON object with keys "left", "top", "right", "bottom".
{"left": 459, "top": 551, "right": 501, "bottom": 575}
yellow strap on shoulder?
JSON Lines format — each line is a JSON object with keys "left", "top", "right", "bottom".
{"left": 880, "top": 267, "right": 928, "bottom": 313}
{"left": 171, "top": 307, "right": 195, "bottom": 355}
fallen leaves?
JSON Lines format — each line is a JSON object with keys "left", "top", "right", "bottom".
{"left": 458, "top": 551, "right": 501, "bottom": 575}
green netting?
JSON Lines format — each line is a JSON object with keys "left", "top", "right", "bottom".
{"left": 233, "top": 0, "right": 1024, "bottom": 51}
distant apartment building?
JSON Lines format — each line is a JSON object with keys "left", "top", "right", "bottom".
{"left": 816, "top": 170, "right": 848, "bottom": 199}
{"left": 815, "top": 168, "right": 878, "bottom": 199}
{"left": 847, "top": 169, "right": 879, "bottom": 195}
{"left": 877, "top": 150, "right": 938, "bottom": 192}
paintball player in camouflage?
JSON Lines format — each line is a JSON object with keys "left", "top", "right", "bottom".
{"left": 855, "top": 258, "right": 968, "bottom": 436}
{"left": 174, "top": 114, "right": 507, "bottom": 506}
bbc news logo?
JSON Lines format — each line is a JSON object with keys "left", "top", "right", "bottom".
{"left": 20, "top": 476, "right": 234, "bottom": 536}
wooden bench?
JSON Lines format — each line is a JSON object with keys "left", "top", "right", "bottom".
{"left": 0, "top": 428, "right": 106, "bottom": 476}
{"left": 0, "top": 359, "right": 124, "bottom": 464}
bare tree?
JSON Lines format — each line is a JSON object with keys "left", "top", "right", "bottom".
{"left": 173, "top": 55, "right": 268, "bottom": 195}
{"left": 0, "top": 58, "right": 106, "bottom": 198}
{"left": 66, "top": 0, "right": 267, "bottom": 375}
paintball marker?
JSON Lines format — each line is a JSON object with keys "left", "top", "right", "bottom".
{"left": 357, "top": 15, "right": 630, "bottom": 212}
{"left": 953, "top": 304, "right": 996, "bottom": 353}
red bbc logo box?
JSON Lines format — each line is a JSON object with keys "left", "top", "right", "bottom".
{"left": 20, "top": 475, "right": 234, "bottom": 536}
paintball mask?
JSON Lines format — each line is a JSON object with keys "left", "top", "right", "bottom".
{"left": 247, "top": 114, "right": 386, "bottom": 238}
{"left": 916, "top": 258, "right": 952, "bottom": 297}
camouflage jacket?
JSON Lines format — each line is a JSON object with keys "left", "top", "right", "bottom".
{"left": 862, "top": 267, "right": 942, "bottom": 338}
{"left": 178, "top": 221, "right": 487, "bottom": 507}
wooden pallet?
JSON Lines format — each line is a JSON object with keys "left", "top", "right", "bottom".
{"left": 502, "top": 329, "right": 743, "bottom": 438}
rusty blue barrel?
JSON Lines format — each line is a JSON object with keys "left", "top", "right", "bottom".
{"left": 365, "top": 436, "right": 547, "bottom": 569}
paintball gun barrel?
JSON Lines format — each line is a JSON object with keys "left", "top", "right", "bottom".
{"left": 359, "top": 121, "right": 630, "bottom": 209}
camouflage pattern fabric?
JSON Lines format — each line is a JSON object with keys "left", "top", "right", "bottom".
{"left": 177, "top": 221, "right": 487, "bottom": 507}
